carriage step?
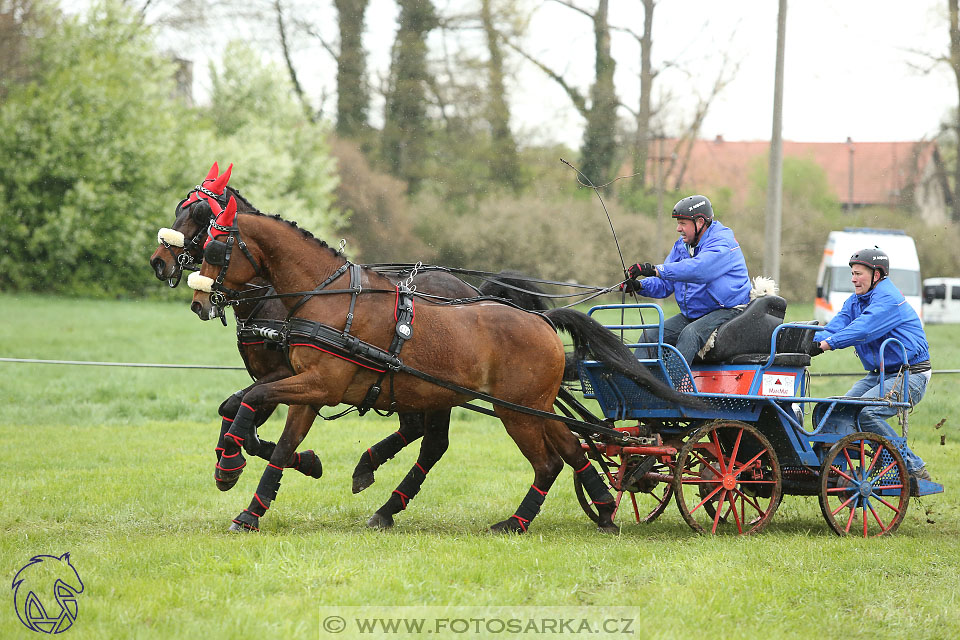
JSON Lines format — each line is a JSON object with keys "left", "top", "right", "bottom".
{"left": 911, "top": 477, "right": 945, "bottom": 497}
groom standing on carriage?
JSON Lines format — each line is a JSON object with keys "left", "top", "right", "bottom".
{"left": 622, "top": 194, "right": 752, "bottom": 366}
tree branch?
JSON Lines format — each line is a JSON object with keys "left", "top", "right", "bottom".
{"left": 274, "top": 0, "right": 315, "bottom": 123}
{"left": 548, "top": 0, "right": 594, "bottom": 21}
{"left": 501, "top": 37, "right": 588, "bottom": 117}
{"left": 296, "top": 19, "right": 340, "bottom": 63}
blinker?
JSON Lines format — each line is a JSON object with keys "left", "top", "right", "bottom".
{"left": 204, "top": 240, "right": 229, "bottom": 266}
{"left": 190, "top": 200, "right": 213, "bottom": 224}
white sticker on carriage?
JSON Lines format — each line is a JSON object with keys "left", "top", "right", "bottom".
{"left": 761, "top": 373, "right": 796, "bottom": 397}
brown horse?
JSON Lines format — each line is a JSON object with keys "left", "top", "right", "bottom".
{"left": 188, "top": 199, "right": 693, "bottom": 533}
{"left": 149, "top": 165, "right": 552, "bottom": 526}
{"left": 149, "top": 165, "right": 322, "bottom": 485}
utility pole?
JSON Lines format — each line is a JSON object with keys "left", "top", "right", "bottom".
{"left": 764, "top": 0, "right": 787, "bottom": 283}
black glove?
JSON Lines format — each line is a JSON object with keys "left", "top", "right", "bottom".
{"left": 808, "top": 341, "right": 824, "bottom": 357}
{"left": 627, "top": 262, "right": 656, "bottom": 278}
{"left": 620, "top": 279, "right": 642, "bottom": 294}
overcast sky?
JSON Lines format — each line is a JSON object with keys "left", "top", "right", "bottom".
{"left": 510, "top": 0, "right": 954, "bottom": 146}
{"left": 149, "top": 0, "right": 954, "bottom": 149}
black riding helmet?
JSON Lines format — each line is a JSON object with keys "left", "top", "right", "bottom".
{"left": 849, "top": 246, "right": 889, "bottom": 292}
{"left": 671, "top": 195, "right": 713, "bottom": 245}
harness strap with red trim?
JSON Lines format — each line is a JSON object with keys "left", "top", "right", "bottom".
{"left": 283, "top": 283, "right": 415, "bottom": 415}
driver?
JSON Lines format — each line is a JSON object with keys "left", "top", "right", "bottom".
{"left": 622, "top": 194, "right": 751, "bottom": 366}
{"left": 812, "top": 247, "right": 934, "bottom": 484}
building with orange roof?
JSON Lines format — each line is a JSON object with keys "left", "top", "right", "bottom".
{"left": 641, "top": 137, "right": 949, "bottom": 223}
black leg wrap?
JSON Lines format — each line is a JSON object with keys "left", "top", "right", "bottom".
{"left": 577, "top": 463, "right": 614, "bottom": 505}
{"left": 227, "top": 403, "right": 261, "bottom": 455}
{"left": 384, "top": 463, "right": 429, "bottom": 513}
{"left": 290, "top": 450, "right": 323, "bottom": 479}
{"left": 232, "top": 510, "right": 260, "bottom": 531}
{"left": 215, "top": 431, "right": 247, "bottom": 490}
{"left": 218, "top": 389, "right": 244, "bottom": 419}
{"left": 248, "top": 464, "right": 283, "bottom": 517}
{"left": 367, "top": 432, "right": 410, "bottom": 470}
{"left": 215, "top": 416, "right": 232, "bottom": 462}
{"left": 255, "top": 440, "right": 277, "bottom": 461}
{"left": 511, "top": 485, "right": 548, "bottom": 532}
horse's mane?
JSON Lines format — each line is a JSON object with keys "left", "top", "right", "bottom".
{"left": 234, "top": 204, "right": 337, "bottom": 257}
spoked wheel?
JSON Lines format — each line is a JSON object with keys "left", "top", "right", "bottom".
{"left": 818, "top": 433, "right": 909, "bottom": 537}
{"left": 674, "top": 421, "right": 782, "bottom": 535}
{"left": 574, "top": 453, "right": 676, "bottom": 526}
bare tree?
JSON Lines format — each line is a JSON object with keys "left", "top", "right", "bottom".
{"left": 382, "top": 0, "right": 438, "bottom": 193}
{"left": 949, "top": 0, "right": 960, "bottom": 220}
{"left": 613, "top": 0, "right": 657, "bottom": 190}
{"left": 905, "top": 0, "right": 960, "bottom": 221}
{"left": 274, "top": 0, "right": 315, "bottom": 121}
{"left": 506, "top": 0, "right": 618, "bottom": 186}
{"left": 668, "top": 56, "right": 739, "bottom": 191}
{"left": 480, "top": 0, "right": 522, "bottom": 190}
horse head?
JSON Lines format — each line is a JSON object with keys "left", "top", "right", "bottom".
{"left": 149, "top": 162, "right": 242, "bottom": 286}
{"left": 187, "top": 195, "right": 265, "bottom": 321}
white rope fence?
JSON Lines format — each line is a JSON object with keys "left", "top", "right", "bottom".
{"left": 0, "top": 357, "right": 245, "bottom": 370}
{"left": 1, "top": 356, "right": 959, "bottom": 376}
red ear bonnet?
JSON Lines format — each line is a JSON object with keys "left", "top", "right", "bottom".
{"left": 185, "top": 162, "right": 233, "bottom": 206}
{"left": 209, "top": 163, "right": 233, "bottom": 195}
{"left": 204, "top": 196, "right": 237, "bottom": 248}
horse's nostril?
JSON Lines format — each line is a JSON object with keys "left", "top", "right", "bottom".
{"left": 151, "top": 257, "right": 165, "bottom": 277}
{"left": 190, "top": 301, "right": 203, "bottom": 317}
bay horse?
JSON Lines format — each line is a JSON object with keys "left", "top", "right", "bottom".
{"left": 149, "top": 164, "right": 552, "bottom": 526}
{"left": 188, "top": 197, "right": 695, "bottom": 533}
{"left": 149, "top": 164, "right": 322, "bottom": 485}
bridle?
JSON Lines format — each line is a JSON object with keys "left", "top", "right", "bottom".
{"left": 192, "top": 209, "right": 264, "bottom": 319}
{"left": 156, "top": 186, "right": 231, "bottom": 287}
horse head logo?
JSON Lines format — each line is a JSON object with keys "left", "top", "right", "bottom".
{"left": 12, "top": 553, "right": 84, "bottom": 634}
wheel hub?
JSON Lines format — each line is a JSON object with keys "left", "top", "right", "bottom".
{"left": 722, "top": 474, "right": 737, "bottom": 490}
{"left": 858, "top": 481, "right": 873, "bottom": 498}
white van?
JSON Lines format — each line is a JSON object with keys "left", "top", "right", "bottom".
{"left": 814, "top": 228, "right": 922, "bottom": 323}
{"left": 922, "top": 277, "right": 960, "bottom": 324}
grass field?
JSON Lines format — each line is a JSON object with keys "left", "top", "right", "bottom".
{"left": 2, "top": 293, "right": 959, "bottom": 639}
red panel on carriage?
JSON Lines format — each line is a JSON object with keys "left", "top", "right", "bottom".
{"left": 691, "top": 369, "right": 756, "bottom": 395}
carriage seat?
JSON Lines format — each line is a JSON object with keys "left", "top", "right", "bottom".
{"left": 698, "top": 296, "right": 815, "bottom": 367}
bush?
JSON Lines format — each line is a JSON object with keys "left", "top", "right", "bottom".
{"left": 331, "top": 137, "right": 427, "bottom": 262}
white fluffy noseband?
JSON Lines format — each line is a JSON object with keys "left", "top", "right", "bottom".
{"left": 158, "top": 228, "right": 185, "bottom": 248}
{"left": 187, "top": 272, "right": 215, "bottom": 292}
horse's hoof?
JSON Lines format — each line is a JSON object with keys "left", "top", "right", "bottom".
{"left": 489, "top": 518, "right": 526, "bottom": 534}
{"left": 215, "top": 452, "right": 246, "bottom": 489}
{"left": 214, "top": 474, "right": 238, "bottom": 492}
{"left": 597, "top": 522, "right": 620, "bottom": 534}
{"left": 352, "top": 471, "right": 375, "bottom": 494}
{"left": 295, "top": 450, "right": 323, "bottom": 479}
{"left": 367, "top": 512, "right": 394, "bottom": 529}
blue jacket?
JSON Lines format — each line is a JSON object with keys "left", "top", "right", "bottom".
{"left": 814, "top": 278, "right": 929, "bottom": 372}
{"left": 638, "top": 220, "right": 751, "bottom": 319}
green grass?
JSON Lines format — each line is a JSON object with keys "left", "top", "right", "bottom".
{"left": 2, "top": 293, "right": 959, "bottom": 639}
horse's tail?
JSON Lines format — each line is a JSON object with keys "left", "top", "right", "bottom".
{"left": 478, "top": 270, "right": 551, "bottom": 311}
{"left": 544, "top": 308, "right": 703, "bottom": 409}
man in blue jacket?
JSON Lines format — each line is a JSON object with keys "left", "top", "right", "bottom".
{"left": 813, "top": 247, "right": 934, "bottom": 482}
{"left": 623, "top": 194, "right": 752, "bottom": 366}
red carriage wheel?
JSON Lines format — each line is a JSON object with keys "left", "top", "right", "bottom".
{"left": 673, "top": 421, "right": 782, "bottom": 535}
{"left": 818, "top": 433, "right": 909, "bottom": 537}
{"left": 573, "top": 452, "right": 676, "bottom": 526}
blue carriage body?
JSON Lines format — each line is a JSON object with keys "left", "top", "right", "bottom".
{"left": 577, "top": 303, "right": 942, "bottom": 496}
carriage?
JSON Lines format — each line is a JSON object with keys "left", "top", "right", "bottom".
{"left": 154, "top": 164, "right": 942, "bottom": 538}
{"left": 567, "top": 296, "right": 944, "bottom": 537}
